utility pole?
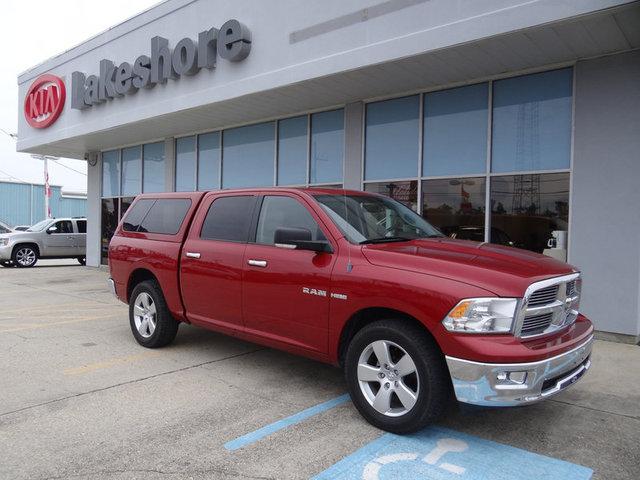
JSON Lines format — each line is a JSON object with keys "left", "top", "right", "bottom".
{"left": 30, "top": 154, "right": 59, "bottom": 219}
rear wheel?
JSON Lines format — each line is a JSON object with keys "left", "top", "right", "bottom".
{"left": 12, "top": 246, "right": 38, "bottom": 268}
{"left": 0, "top": 260, "right": 13, "bottom": 267}
{"left": 344, "top": 319, "right": 450, "bottom": 433}
{"left": 129, "top": 280, "right": 179, "bottom": 348}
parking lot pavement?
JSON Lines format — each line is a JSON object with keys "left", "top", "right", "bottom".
{"left": 0, "top": 266, "right": 638, "bottom": 480}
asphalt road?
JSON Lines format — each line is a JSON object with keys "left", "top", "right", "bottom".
{"left": 0, "top": 262, "right": 638, "bottom": 479}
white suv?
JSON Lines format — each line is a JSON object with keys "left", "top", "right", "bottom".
{"left": 0, "top": 217, "right": 87, "bottom": 268}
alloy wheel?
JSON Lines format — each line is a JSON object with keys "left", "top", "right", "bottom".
{"left": 357, "top": 340, "right": 420, "bottom": 417}
{"left": 16, "top": 248, "right": 36, "bottom": 267}
{"left": 133, "top": 292, "right": 157, "bottom": 338}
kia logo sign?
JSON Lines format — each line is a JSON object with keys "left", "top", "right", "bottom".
{"left": 24, "top": 74, "right": 66, "bottom": 129}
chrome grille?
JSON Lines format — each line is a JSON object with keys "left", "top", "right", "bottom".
{"left": 528, "top": 285, "right": 559, "bottom": 307}
{"left": 521, "top": 312, "right": 554, "bottom": 336}
{"left": 517, "top": 273, "right": 581, "bottom": 338}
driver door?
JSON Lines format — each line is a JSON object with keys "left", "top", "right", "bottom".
{"left": 242, "top": 194, "right": 336, "bottom": 353}
{"left": 42, "top": 220, "right": 75, "bottom": 256}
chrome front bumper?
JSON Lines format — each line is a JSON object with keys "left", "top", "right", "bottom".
{"left": 446, "top": 335, "right": 593, "bottom": 406}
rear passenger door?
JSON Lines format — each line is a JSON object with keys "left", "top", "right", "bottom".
{"left": 180, "top": 194, "right": 257, "bottom": 333}
{"left": 242, "top": 194, "right": 336, "bottom": 353}
{"left": 72, "top": 220, "right": 87, "bottom": 256}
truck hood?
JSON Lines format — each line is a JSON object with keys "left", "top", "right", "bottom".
{"left": 361, "top": 238, "right": 577, "bottom": 297}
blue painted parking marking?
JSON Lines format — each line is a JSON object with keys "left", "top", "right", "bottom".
{"left": 312, "top": 426, "right": 592, "bottom": 480}
{"left": 225, "top": 394, "right": 350, "bottom": 451}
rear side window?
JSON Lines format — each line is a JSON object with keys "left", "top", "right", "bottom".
{"left": 76, "top": 220, "right": 87, "bottom": 233}
{"left": 122, "top": 199, "right": 155, "bottom": 232}
{"left": 139, "top": 199, "right": 192, "bottom": 235}
{"left": 200, "top": 196, "right": 256, "bottom": 242}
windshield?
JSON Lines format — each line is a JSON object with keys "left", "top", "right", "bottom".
{"left": 314, "top": 194, "right": 443, "bottom": 244}
{"left": 27, "top": 220, "right": 51, "bottom": 232}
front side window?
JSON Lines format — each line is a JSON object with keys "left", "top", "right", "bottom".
{"left": 53, "top": 220, "right": 73, "bottom": 234}
{"left": 200, "top": 196, "right": 256, "bottom": 242}
{"left": 256, "top": 196, "right": 326, "bottom": 245}
{"left": 314, "top": 194, "right": 441, "bottom": 244}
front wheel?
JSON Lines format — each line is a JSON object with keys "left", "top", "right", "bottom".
{"left": 77, "top": 257, "right": 86, "bottom": 266}
{"left": 129, "top": 280, "right": 179, "bottom": 348}
{"left": 12, "top": 246, "right": 38, "bottom": 268}
{"left": 344, "top": 319, "right": 450, "bottom": 434}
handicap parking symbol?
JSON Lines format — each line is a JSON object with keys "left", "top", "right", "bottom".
{"left": 312, "top": 426, "right": 593, "bottom": 480}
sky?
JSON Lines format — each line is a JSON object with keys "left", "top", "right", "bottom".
{"left": 0, "top": 0, "right": 159, "bottom": 193}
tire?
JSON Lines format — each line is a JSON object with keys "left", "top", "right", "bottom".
{"left": 77, "top": 257, "right": 86, "bottom": 266}
{"left": 1, "top": 260, "right": 14, "bottom": 267}
{"left": 129, "top": 280, "right": 179, "bottom": 348}
{"left": 344, "top": 319, "right": 450, "bottom": 434}
{"left": 12, "top": 245, "right": 38, "bottom": 268}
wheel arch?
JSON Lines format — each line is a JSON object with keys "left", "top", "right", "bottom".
{"left": 127, "top": 268, "right": 159, "bottom": 303}
{"left": 337, "top": 307, "right": 442, "bottom": 368}
{"left": 12, "top": 242, "right": 40, "bottom": 257}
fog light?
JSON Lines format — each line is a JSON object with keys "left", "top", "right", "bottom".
{"left": 496, "top": 371, "right": 528, "bottom": 385}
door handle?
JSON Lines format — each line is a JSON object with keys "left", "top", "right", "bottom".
{"left": 185, "top": 252, "right": 201, "bottom": 259}
{"left": 247, "top": 259, "right": 267, "bottom": 268}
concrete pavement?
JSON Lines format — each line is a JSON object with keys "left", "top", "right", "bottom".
{"left": 0, "top": 263, "right": 638, "bottom": 479}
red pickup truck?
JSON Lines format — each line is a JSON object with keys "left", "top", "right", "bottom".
{"left": 108, "top": 188, "right": 593, "bottom": 433}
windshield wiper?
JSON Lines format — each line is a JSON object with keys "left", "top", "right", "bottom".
{"left": 360, "top": 236, "right": 412, "bottom": 245}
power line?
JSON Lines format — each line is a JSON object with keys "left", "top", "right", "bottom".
{"left": 0, "top": 168, "right": 30, "bottom": 184}
{"left": 51, "top": 159, "right": 87, "bottom": 177}
{"left": 0, "top": 128, "right": 17, "bottom": 140}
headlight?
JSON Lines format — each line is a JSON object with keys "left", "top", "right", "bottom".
{"left": 0, "top": 238, "right": 8, "bottom": 246}
{"left": 442, "top": 298, "right": 518, "bottom": 334}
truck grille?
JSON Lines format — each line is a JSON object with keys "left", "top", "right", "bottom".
{"left": 517, "top": 274, "right": 581, "bottom": 339}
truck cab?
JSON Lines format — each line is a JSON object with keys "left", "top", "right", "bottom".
{"left": 108, "top": 188, "right": 593, "bottom": 433}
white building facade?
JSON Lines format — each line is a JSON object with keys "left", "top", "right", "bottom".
{"left": 17, "top": 0, "right": 640, "bottom": 341}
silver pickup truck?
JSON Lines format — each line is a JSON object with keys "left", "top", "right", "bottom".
{"left": 0, "top": 217, "right": 87, "bottom": 268}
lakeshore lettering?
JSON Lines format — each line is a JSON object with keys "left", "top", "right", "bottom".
{"left": 71, "top": 19, "right": 251, "bottom": 110}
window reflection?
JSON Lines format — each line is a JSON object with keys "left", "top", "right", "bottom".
{"left": 176, "top": 136, "right": 197, "bottom": 192}
{"left": 364, "top": 181, "right": 418, "bottom": 211}
{"left": 422, "top": 178, "right": 486, "bottom": 242}
{"left": 100, "top": 199, "right": 117, "bottom": 265}
{"left": 490, "top": 173, "right": 569, "bottom": 256}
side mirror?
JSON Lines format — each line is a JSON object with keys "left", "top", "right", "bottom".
{"left": 274, "top": 227, "right": 332, "bottom": 253}
{"left": 47, "top": 226, "right": 58, "bottom": 234}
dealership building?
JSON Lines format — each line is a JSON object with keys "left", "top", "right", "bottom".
{"left": 16, "top": 0, "right": 640, "bottom": 341}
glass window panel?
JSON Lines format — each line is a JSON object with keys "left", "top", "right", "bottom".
{"left": 75, "top": 220, "right": 87, "bottom": 234}
{"left": 102, "top": 150, "right": 120, "bottom": 197}
{"left": 277, "top": 116, "right": 308, "bottom": 185}
{"left": 100, "top": 198, "right": 117, "bottom": 265}
{"left": 424, "top": 83, "right": 488, "bottom": 176}
{"left": 119, "top": 197, "right": 135, "bottom": 220}
{"left": 310, "top": 109, "right": 344, "bottom": 184}
{"left": 121, "top": 146, "right": 142, "bottom": 196}
{"left": 364, "top": 181, "right": 418, "bottom": 211}
{"left": 143, "top": 142, "right": 165, "bottom": 193}
{"left": 256, "top": 196, "right": 326, "bottom": 245}
{"left": 222, "top": 122, "right": 275, "bottom": 189}
{"left": 492, "top": 68, "right": 573, "bottom": 173}
{"left": 176, "top": 136, "right": 197, "bottom": 192}
{"left": 200, "top": 196, "right": 257, "bottom": 242}
{"left": 422, "top": 178, "right": 485, "bottom": 241}
{"left": 122, "top": 199, "right": 154, "bottom": 232}
{"left": 139, "top": 199, "right": 192, "bottom": 235}
{"left": 365, "top": 96, "right": 419, "bottom": 180}
{"left": 198, "top": 132, "right": 220, "bottom": 190}
{"left": 490, "top": 173, "right": 569, "bottom": 255}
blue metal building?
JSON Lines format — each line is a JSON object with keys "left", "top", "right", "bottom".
{"left": 0, "top": 180, "right": 86, "bottom": 227}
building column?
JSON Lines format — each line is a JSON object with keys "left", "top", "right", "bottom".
{"left": 165, "top": 137, "right": 175, "bottom": 191}
{"left": 571, "top": 50, "right": 640, "bottom": 341}
{"left": 343, "top": 101, "right": 364, "bottom": 190}
{"left": 86, "top": 151, "right": 101, "bottom": 268}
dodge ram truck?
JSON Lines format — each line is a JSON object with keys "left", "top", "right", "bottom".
{"left": 108, "top": 188, "right": 593, "bottom": 433}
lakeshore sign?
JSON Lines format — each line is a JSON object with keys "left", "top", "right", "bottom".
{"left": 70, "top": 19, "right": 251, "bottom": 110}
